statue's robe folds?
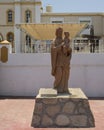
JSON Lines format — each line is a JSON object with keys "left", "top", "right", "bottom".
{"left": 51, "top": 41, "right": 72, "bottom": 93}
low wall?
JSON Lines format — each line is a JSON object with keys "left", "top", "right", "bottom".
{"left": 0, "top": 53, "right": 104, "bottom": 97}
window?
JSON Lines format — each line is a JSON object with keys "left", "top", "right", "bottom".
{"left": 7, "top": 10, "right": 13, "bottom": 23}
{"left": 25, "top": 10, "right": 31, "bottom": 23}
{"left": 80, "top": 20, "right": 91, "bottom": 24}
{"left": 7, "top": 32, "right": 14, "bottom": 47}
{"left": 52, "top": 21, "right": 63, "bottom": 23}
{"left": 26, "top": 35, "right": 31, "bottom": 46}
{"left": 25, "top": 35, "right": 31, "bottom": 53}
{"left": 79, "top": 17, "right": 92, "bottom": 25}
{"left": 50, "top": 17, "right": 64, "bottom": 23}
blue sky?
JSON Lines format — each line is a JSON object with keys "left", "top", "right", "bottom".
{"left": 42, "top": 0, "right": 104, "bottom": 13}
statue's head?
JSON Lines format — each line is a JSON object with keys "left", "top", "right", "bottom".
{"left": 64, "top": 32, "right": 70, "bottom": 38}
{"left": 55, "top": 27, "right": 63, "bottom": 38}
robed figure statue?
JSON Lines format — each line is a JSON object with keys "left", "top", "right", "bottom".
{"left": 51, "top": 27, "right": 72, "bottom": 93}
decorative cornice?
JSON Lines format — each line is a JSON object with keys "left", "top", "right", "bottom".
{"left": 0, "top": 1, "right": 41, "bottom": 5}
{"left": 41, "top": 12, "right": 104, "bottom": 17}
{"left": 0, "top": 25, "right": 14, "bottom": 27}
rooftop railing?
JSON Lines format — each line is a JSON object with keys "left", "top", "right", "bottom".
{"left": 20, "top": 41, "right": 104, "bottom": 53}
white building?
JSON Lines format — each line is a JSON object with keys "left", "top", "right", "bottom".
{"left": 0, "top": 0, "right": 104, "bottom": 53}
{"left": 0, "top": 0, "right": 42, "bottom": 53}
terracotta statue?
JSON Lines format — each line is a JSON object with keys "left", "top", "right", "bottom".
{"left": 51, "top": 27, "right": 72, "bottom": 93}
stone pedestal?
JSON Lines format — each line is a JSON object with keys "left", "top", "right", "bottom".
{"left": 31, "top": 88, "right": 95, "bottom": 128}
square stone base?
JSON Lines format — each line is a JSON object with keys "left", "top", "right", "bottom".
{"left": 31, "top": 88, "right": 95, "bottom": 128}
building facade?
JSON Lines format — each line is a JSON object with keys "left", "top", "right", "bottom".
{"left": 0, "top": 0, "right": 104, "bottom": 53}
{"left": 0, "top": 0, "right": 41, "bottom": 52}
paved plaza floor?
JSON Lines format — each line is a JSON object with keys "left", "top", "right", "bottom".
{"left": 0, "top": 97, "right": 104, "bottom": 130}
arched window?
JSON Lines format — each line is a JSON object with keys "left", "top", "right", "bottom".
{"left": 7, "top": 32, "right": 14, "bottom": 47}
{"left": 0, "top": 33, "right": 3, "bottom": 42}
{"left": 26, "top": 35, "right": 31, "bottom": 46}
{"left": 7, "top": 10, "right": 14, "bottom": 23}
{"left": 25, "top": 10, "right": 32, "bottom": 23}
{"left": 25, "top": 35, "right": 32, "bottom": 53}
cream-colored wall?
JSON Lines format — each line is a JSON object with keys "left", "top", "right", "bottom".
{"left": 41, "top": 14, "right": 85, "bottom": 23}
{"left": 91, "top": 16, "right": 103, "bottom": 36}
{"left": 21, "top": 4, "right": 35, "bottom": 23}
{"left": 0, "top": 1, "right": 104, "bottom": 51}
{"left": 20, "top": 4, "right": 38, "bottom": 44}
{"left": 64, "top": 16, "right": 79, "bottom": 23}
{"left": 103, "top": 16, "right": 104, "bottom": 36}
{"left": 0, "top": 1, "right": 41, "bottom": 47}
{"left": 41, "top": 14, "right": 104, "bottom": 37}
{"left": 0, "top": 26, "right": 14, "bottom": 40}
{"left": 0, "top": 3, "right": 14, "bottom": 40}
{"left": 0, "top": 0, "right": 13, "bottom": 2}
{"left": 0, "top": 5, "right": 14, "bottom": 25}
{"left": 41, "top": 15, "right": 51, "bottom": 23}
{"left": 0, "top": 0, "right": 41, "bottom": 3}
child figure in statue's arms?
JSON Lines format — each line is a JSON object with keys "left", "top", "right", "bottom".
{"left": 63, "top": 32, "right": 72, "bottom": 56}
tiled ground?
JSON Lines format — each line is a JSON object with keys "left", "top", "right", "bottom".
{"left": 0, "top": 97, "right": 104, "bottom": 130}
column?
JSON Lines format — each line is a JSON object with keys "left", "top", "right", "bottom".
{"left": 34, "top": 0, "right": 41, "bottom": 23}
{"left": 14, "top": 0, "right": 21, "bottom": 53}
